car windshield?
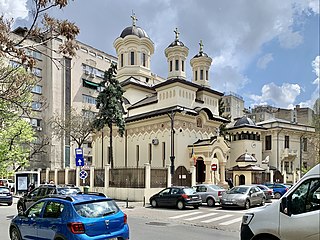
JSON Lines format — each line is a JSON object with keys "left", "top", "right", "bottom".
{"left": 0, "top": 188, "right": 9, "bottom": 193}
{"left": 208, "top": 185, "right": 224, "bottom": 190}
{"left": 183, "top": 188, "right": 197, "bottom": 195}
{"left": 228, "top": 187, "right": 248, "bottom": 194}
{"left": 57, "top": 188, "right": 80, "bottom": 194}
{"left": 74, "top": 199, "right": 119, "bottom": 218}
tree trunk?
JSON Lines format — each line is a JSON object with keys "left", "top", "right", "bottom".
{"left": 109, "top": 123, "right": 113, "bottom": 168}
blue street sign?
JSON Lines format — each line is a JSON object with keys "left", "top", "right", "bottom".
{"left": 75, "top": 148, "right": 84, "bottom": 166}
{"left": 79, "top": 170, "right": 88, "bottom": 179}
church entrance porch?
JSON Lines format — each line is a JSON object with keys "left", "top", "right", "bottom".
{"left": 196, "top": 159, "right": 205, "bottom": 183}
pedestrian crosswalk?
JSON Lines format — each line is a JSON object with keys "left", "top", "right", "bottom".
{"left": 168, "top": 210, "right": 244, "bottom": 226}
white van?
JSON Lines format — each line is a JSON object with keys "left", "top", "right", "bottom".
{"left": 241, "top": 164, "right": 320, "bottom": 240}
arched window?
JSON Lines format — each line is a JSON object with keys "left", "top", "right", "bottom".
{"left": 196, "top": 118, "right": 203, "bottom": 128}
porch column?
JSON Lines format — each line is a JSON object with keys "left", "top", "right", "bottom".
{"left": 270, "top": 170, "right": 274, "bottom": 183}
{"left": 292, "top": 162, "right": 296, "bottom": 183}
{"left": 167, "top": 164, "right": 171, "bottom": 187}
{"left": 46, "top": 168, "right": 50, "bottom": 183}
{"left": 219, "top": 162, "right": 226, "bottom": 185}
{"left": 144, "top": 163, "right": 151, "bottom": 189}
{"left": 190, "top": 166, "right": 196, "bottom": 186}
{"left": 105, "top": 164, "right": 110, "bottom": 188}
{"left": 65, "top": 167, "right": 69, "bottom": 184}
{"left": 283, "top": 171, "right": 287, "bottom": 183}
{"left": 90, "top": 165, "right": 95, "bottom": 188}
{"left": 204, "top": 161, "right": 212, "bottom": 184}
{"left": 54, "top": 168, "right": 58, "bottom": 184}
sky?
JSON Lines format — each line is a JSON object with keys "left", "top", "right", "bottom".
{"left": 1, "top": 0, "right": 319, "bottom": 110}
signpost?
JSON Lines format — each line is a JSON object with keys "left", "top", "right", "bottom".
{"left": 211, "top": 163, "right": 217, "bottom": 184}
{"left": 75, "top": 148, "right": 84, "bottom": 167}
{"left": 79, "top": 170, "right": 88, "bottom": 184}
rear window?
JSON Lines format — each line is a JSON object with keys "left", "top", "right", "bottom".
{"left": 183, "top": 188, "right": 197, "bottom": 195}
{"left": 229, "top": 187, "right": 249, "bottom": 194}
{"left": 57, "top": 188, "right": 81, "bottom": 194}
{"left": 0, "top": 188, "right": 10, "bottom": 193}
{"left": 74, "top": 200, "right": 119, "bottom": 218}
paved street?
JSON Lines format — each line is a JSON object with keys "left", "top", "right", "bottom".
{"left": 0, "top": 197, "right": 276, "bottom": 239}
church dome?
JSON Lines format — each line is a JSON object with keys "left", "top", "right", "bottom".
{"left": 168, "top": 39, "right": 185, "bottom": 48}
{"left": 193, "top": 51, "right": 208, "bottom": 58}
{"left": 120, "top": 26, "right": 149, "bottom": 38}
{"left": 234, "top": 116, "right": 256, "bottom": 127}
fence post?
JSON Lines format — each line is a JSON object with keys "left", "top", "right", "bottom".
{"left": 46, "top": 168, "right": 50, "bottom": 183}
{"left": 166, "top": 164, "right": 171, "bottom": 187}
{"left": 105, "top": 164, "right": 110, "bottom": 188}
{"left": 37, "top": 168, "right": 41, "bottom": 185}
{"left": 190, "top": 166, "right": 196, "bottom": 186}
{"left": 144, "top": 163, "right": 151, "bottom": 189}
{"left": 65, "top": 167, "right": 69, "bottom": 185}
{"left": 90, "top": 165, "right": 95, "bottom": 189}
{"left": 54, "top": 168, "right": 58, "bottom": 184}
{"left": 76, "top": 167, "right": 80, "bottom": 187}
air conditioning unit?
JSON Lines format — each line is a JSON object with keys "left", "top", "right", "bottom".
{"left": 36, "top": 127, "right": 42, "bottom": 131}
{"left": 152, "top": 139, "right": 159, "bottom": 145}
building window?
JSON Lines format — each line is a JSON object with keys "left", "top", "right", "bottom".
{"left": 162, "top": 142, "right": 166, "bottom": 167}
{"left": 32, "top": 68, "right": 42, "bottom": 77}
{"left": 200, "top": 70, "right": 204, "bottom": 80}
{"left": 32, "top": 101, "right": 42, "bottom": 111}
{"left": 175, "top": 60, "right": 179, "bottom": 71}
{"left": 142, "top": 53, "right": 146, "bottom": 67}
{"left": 130, "top": 51, "right": 134, "bottom": 65}
{"left": 136, "top": 145, "right": 139, "bottom": 167}
{"left": 196, "top": 118, "right": 203, "bottom": 128}
{"left": 182, "top": 60, "right": 184, "bottom": 72}
{"left": 206, "top": 70, "right": 208, "bottom": 80}
{"left": 195, "top": 70, "right": 198, "bottom": 80}
{"left": 285, "top": 136, "right": 289, "bottom": 149}
{"left": 82, "top": 94, "right": 96, "bottom": 105}
{"left": 30, "top": 118, "right": 41, "bottom": 127}
{"left": 170, "top": 61, "right": 172, "bottom": 72}
{"left": 32, "top": 85, "right": 42, "bottom": 94}
{"left": 265, "top": 135, "right": 272, "bottom": 150}
{"left": 303, "top": 138, "right": 308, "bottom": 151}
{"left": 284, "top": 161, "right": 289, "bottom": 173}
{"left": 148, "top": 143, "right": 152, "bottom": 164}
{"left": 120, "top": 54, "right": 124, "bottom": 67}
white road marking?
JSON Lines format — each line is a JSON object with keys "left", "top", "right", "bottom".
{"left": 201, "top": 214, "right": 233, "bottom": 223}
{"left": 169, "top": 211, "right": 202, "bottom": 219}
{"left": 185, "top": 213, "right": 218, "bottom": 221}
{"left": 209, "top": 208, "right": 247, "bottom": 214}
{"left": 219, "top": 217, "right": 243, "bottom": 225}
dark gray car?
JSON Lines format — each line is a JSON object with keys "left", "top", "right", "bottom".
{"left": 221, "top": 185, "right": 266, "bottom": 209}
{"left": 192, "top": 184, "right": 226, "bottom": 207}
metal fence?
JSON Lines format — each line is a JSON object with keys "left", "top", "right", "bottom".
{"left": 94, "top": 169, "right": 105, "bottom": 187}
{"left": 151, "top": 168, "right": 167, "bottom": 188}
{"left": 57, "top": 170, "right": 65, "bottom": 184}
{"left": 252, "top": 172, "right": 270, "bottom": 184}
{"left": 40, "top": 171, "right": 46, "bottom": 183}
{"left": 68, "top": 170, "right": 76, "bottom": 185}
{"left": 80, "top": 170, "right": 90, "bottom": 186}
{"left": 49, "top": 171, "right": 54, "bottom": 182}
{"left": 110, "top": 167, "right": 145, "bottom": 188}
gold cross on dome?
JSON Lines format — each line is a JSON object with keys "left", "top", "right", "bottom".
{"left": 131, "top": 11, "right": 138, "bottom": 26}
{"left": 174, "top": 27, "right": 180, "bottom": 40}
{"left": 199, "top": 40, "right": 204, "bottom": 53}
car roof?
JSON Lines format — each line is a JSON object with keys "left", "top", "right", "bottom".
{"left": 44, "top": 193, "right": 110, "bottom": 204}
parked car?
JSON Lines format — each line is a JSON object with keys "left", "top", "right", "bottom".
{"left": 192, "top": 184, "right": 226, "bottom": 207}
{"left": 149, "top": 186, "right": 202, "bottom": 210}
{"left": 10, "top": 193, "right": 129, "bottom": 240}
{"left": 0, "top": 179, "right": 14, "bottom": 189}
{"left": 241, "top": 164, "right": 320, "bottom": 240}
{"left": 254, "top": 184, "right": 274, "bottom": 202}
{"left": 0, "top": 186, "right": 13, "bottom": 206}
{"left": 221, "top": 185, "right": 266, "bottom": 209}
{"left": 263, "top": 183, "right": 289, "bottom": 199}
{"left": 17, "top": 184, "right": 81, "bottom": 213}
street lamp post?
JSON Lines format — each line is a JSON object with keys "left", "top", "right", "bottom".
{"left": 167, "top": 110, "right": 176, "bottom": 186}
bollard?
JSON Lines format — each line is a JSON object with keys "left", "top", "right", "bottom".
{"left": 126, "top": 198, "right": 129, "bottom": 208}
{"left": 83, "top": 186, "right": 89, "bottom": 194}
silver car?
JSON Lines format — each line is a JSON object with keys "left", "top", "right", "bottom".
{"left": 221, "top": 185, "right": 266, "bottom": 209}
{"left": 192, "top": 184, "right": 226, "bottom": 207}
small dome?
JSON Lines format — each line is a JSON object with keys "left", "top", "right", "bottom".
{"left": 234, "top": 116, "right": 256, "bottom": 127}
{"left": 120, "top": 26, "right": 149, "bottom": 38}
{"left": 193, "top": 52, "right": 208, "bottom": 58}
{"left": 168, "top": 39, "right": 185, "bottom": 48}
{"left": 236, "top": 153, "right": 257, "bottom": 162}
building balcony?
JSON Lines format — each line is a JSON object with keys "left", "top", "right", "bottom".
{"left": 281, "top": 148, "right": 298, "bottom": 158}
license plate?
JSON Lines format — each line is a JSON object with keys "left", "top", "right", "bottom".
{"left": 0, "top": 194, "right": 7, "bottom": 197}
{"left": 106, "top": 238, "right": 117, "bottom": 240}
{"left": 225, "top": 202, "right": 233, "bottom": 205}
{"left": 192, "top": 196, "right": 198, "bottom": 199}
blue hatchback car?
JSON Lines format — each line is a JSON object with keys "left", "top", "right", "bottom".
{"left": 9, "top": 193, "right": 129, "bottom": 240}
{"left": 263, "top": 183, "right": 289, "bottom": 199}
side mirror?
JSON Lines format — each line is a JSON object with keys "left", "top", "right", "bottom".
{"left": 280, "top": 196, "right": 292, "bottom": 216}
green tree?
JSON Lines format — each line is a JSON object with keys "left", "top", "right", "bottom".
{"left": 94, "top": 64, "right": 125, "bottom": 168}
{"left": 0, "top": 119, "right": 35, "bottom": 176}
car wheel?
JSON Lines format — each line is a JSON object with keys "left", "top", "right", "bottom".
{"left": 261, "top": 198, "right": 266, "bottom": 206}
{"left": 151, "top": 199, "right": 157, "bottom": 208}
{"left": 177, "top": 200, "right": 185, "bottom": 210}
{"left": 17, "top": 204, "right": 24, "bottom": 214}
{"left": 244, "top": 200, "right": 250, "bottom": 209}
{"left": 206, "top": 198, "right": 215, "bottom": 207}
{"left": 10, "top": 227, "right": 22, "bottom": 240}
{"left": 274, "top": 192, "right": 281, "bottom": 199}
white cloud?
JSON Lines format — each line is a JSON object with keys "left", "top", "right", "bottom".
{"left": 249, "top": 82, "right": 301, "bottom": 108}
{"left": 312, "top": 55, "right": 319, "bottom": 85}
{"left": 257, "top": 53, "right": 274, "bottom": 69}
{"left": 278, "top": 30, "right": 304, "bottom": 49}
{"left": 0, "top": 0, "right": 28, "bottom": 21}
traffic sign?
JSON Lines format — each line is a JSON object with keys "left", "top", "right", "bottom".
{"left": 79, "top": 170, "right": 88, "bottom": 180}
{"left": 211, "top": 163, "right": 217, "bottom": 171}
{"left": 75, "top": 148, "right": 84, "bottom": 166}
